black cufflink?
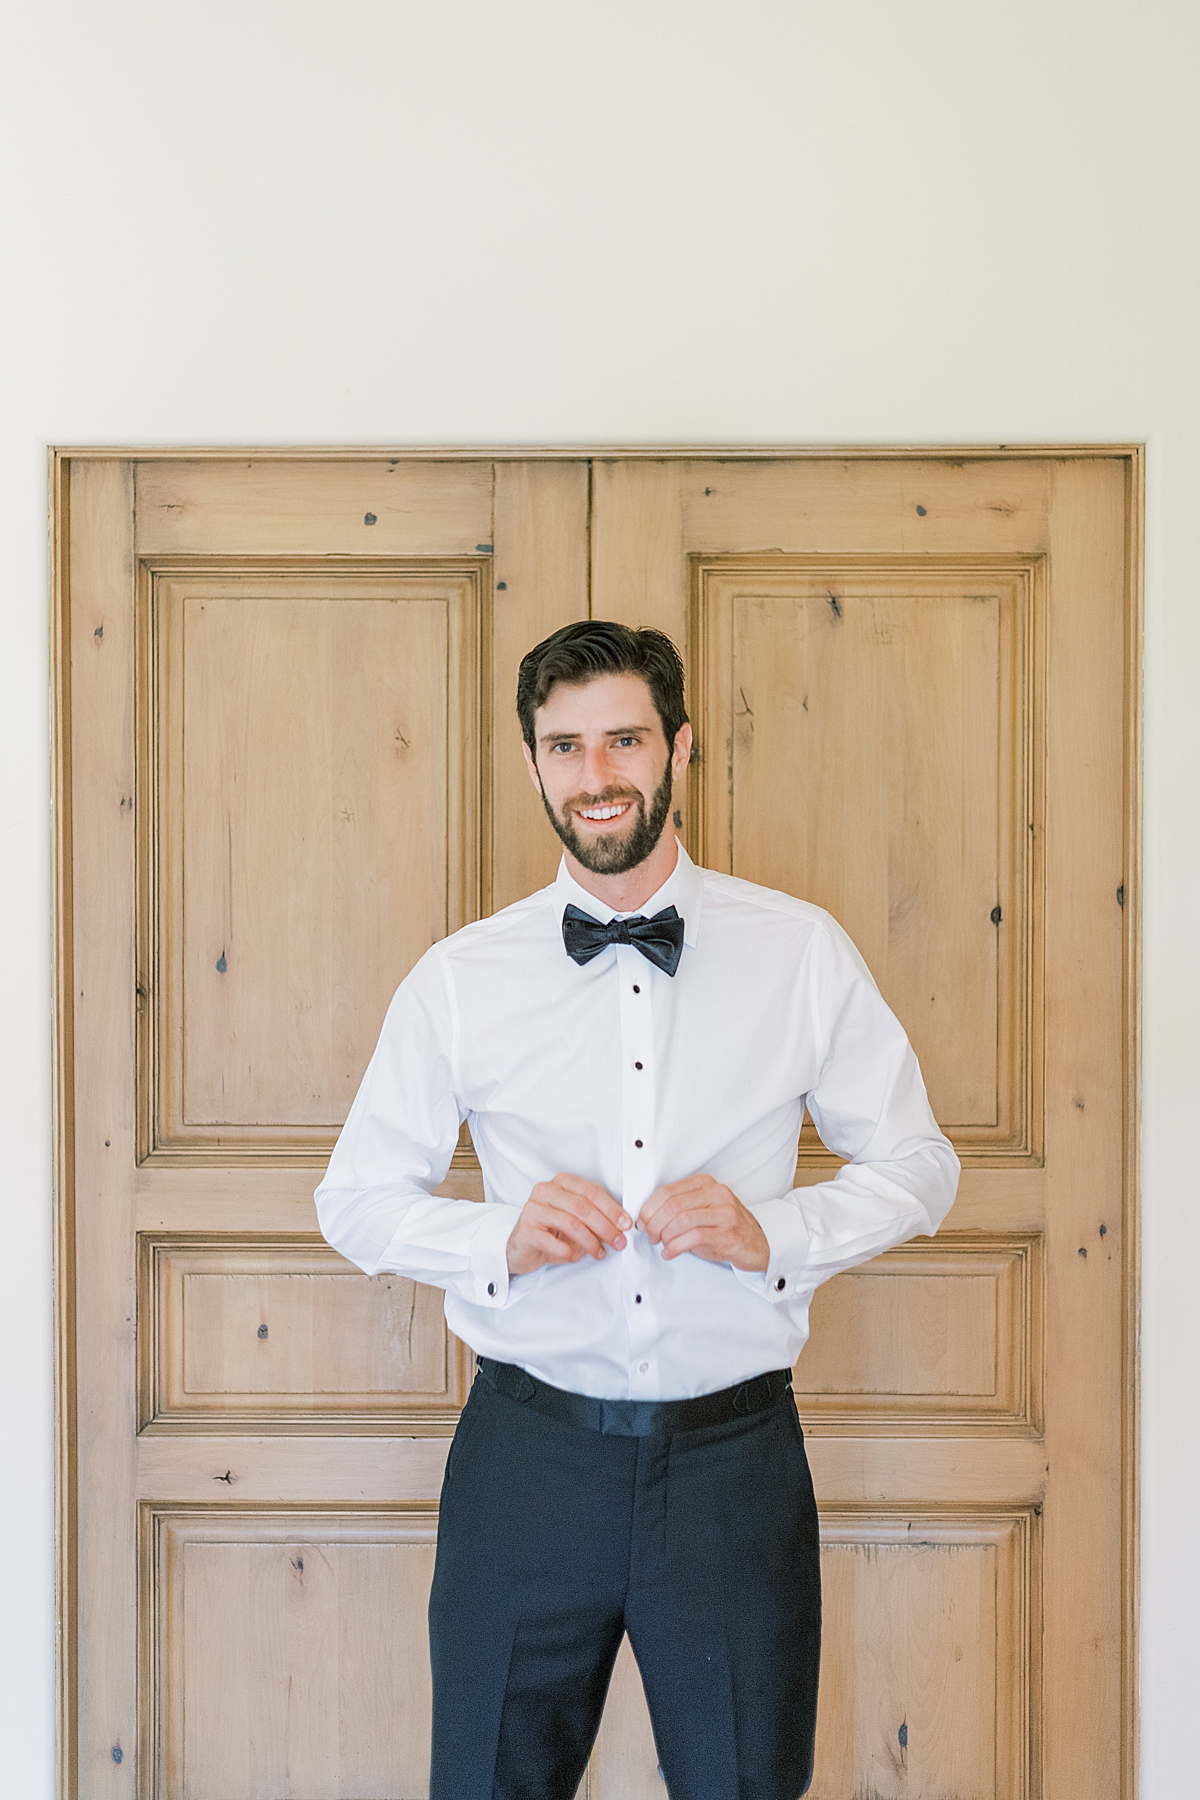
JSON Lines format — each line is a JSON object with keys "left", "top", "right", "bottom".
{"left": 774, "top": 1277, "right": 786, "bottom": 1292}
{"left": 487, "top": 1281, "right": 496, "bottom": 1297}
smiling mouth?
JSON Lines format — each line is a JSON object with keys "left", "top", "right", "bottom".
{"left": 575, "top": 802, "right": 634, "bottom": 823}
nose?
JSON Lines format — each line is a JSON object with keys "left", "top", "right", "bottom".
{"left": 579, "top": 743, "right": 620, "bottom": 796}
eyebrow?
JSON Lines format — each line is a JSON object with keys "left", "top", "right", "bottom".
{"left": 537, "top": 723, "right": 652, "bottom": 744}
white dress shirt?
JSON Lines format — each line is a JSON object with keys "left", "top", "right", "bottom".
{"left": 316, "top": 843, "right": 959, "bottom": 1401}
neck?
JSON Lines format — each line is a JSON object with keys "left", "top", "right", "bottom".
{"left": 564, "top": 831, "right": 680, "bottom": 914}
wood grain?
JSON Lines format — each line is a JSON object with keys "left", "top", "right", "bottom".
{"left": 690, "top": 557, "right": 1042, "bottom": 1160}
{"left": 68, "top": 457, "right": 139, "bottom": 1799}
{"left": 149, "top": 1509, "right": 439, "bottom": 1800}
{"left": 809, "top": 1510, "right": 1037, "bottom": 1800}
{"left": 581, "top": 451, "right": 1131, "bottom": 1798}
{"left": 797, "top": 1233, "right": 1043, "bottom": 1435}
{"left": 139, "top": 1236, "right": 470, "bottom": 1434}
{"left": 491, "top": 460, "right": 590, "bottom": 910}
{"left": 134, "top": 458, "right": 493, "bottom": 557}
{"left": 1038, "top": 458, "right": 1128, "bottom": 1798}
{"left": 54, "top": 449, "right": 1139, "bottom": 1800}
{"left": 139, "top": 563, "right": 485, "bottom": 1163}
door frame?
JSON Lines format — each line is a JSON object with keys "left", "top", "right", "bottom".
{"left": 50, "top": 442, "right": 1143, "bottom": 1799}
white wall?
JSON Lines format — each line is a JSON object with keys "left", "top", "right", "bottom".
{"left": 2, "top": 2, "right": 1195, "bottom": 1791}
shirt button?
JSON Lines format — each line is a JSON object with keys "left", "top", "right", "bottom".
{"left": 634, "top": 1061, "right": 643, "bottom": 1070}
{"left": 639, "top": 1361, "right": 649, "bottom": 1373}
{"left": 487, "top": 1281, "right": 496, "bottom": 1296}
{"left": 632, "top": 984, "right": 641, "bottom": 994}
{"left": 635, "top": 1293, "right": 642, "bottom": 1304}
{"left": 774, "top": 1277, "right": 786, "bottom": 1292}
{"left": 634, "top": 1139, "right": 643, "bottom": 1148}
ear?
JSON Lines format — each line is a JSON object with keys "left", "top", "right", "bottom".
{"left": 522, "top": 740, "right": 544, "bottom": 795}
{"left": 670, "top": 722, "right": 693, "bottom": 784}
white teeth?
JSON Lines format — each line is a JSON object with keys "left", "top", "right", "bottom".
{"left": 578, "top": 804, "right": 630, "bottom": 820}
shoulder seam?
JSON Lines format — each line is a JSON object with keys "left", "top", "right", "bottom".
{"left": 429, "top": 887, "right": 557, "bottom": 957}
{"left": 699, "top": 869, "right": 833, "bottom": 929}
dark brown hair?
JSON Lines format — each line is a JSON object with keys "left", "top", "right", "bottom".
{"left": 516, "top": 620, "right": 688, "bottom": 757}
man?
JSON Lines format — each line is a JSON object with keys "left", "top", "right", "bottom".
{"left": 316, "top": 620, "right": 958, "bottom": 1800}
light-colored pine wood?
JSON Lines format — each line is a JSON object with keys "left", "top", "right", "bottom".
{"left": 50, "top": 445, "right": 79, "bottom": 1800}
{"left": 797, "top": 1233, "right": 1042, "bottom": 1435}
{"left": 151, "top": 1510, "right": 438, "bottom": 1800}
{"left": 134, "top": 458, "right": 493, "bottom": 556}
{"left": 588, "top": 1636, "right": 665, "bottom": 1798}
{"left": 690, "top": 557, "right": 1041, "bottom": 1160}
{"left": 588, "top": 1510, "right": 1037, "bottom": 1800}
{"left": 590, "top": 460, "right": 692, "bottom": 835}
{"left": 55, "top": 449, "right": 1138, "bottom": 1800}
{"left": 136, "top": 1437, "right": 453, "bottom": 1505}
{"left": 809, "top": 1511, "right": 1037, "bottom": 1800}
{"left": 61, "top": 441, "right": 1142, "bottom": 463}
{"left": 140, "top": 564, "right": 485, "bottom": 1164}
{"left": 586, "top": 452, "right": 1134, "bottom": 1799}
{"left": 58, "top": 457, "right": 593, "bottom": 1792}
{"left": 1039, "top": 457, "right": 1128, "bottom": 1798}
{"left": 1120, "top": 450, "right": 1143, "bottom": 1800}
{"left": 491, "top": 459, "right": 590, "bottom": 910}
{"left": 67, "top": 457, "right": 140, "bottom": 1798}
{"left": 140, "top": 1237, "right": 471, "bottom": 1434}
{"left": 676, "top": 457, "right": 1053, "bottom": 557}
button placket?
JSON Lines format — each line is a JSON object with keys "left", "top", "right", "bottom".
{"left": 617, "top": 943, "right": 655, "bottom": 1218}
{"left": 617, "top": 942, "right": 657, "bottom": 1389}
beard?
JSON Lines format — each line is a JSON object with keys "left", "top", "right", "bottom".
{"left": 540, "top": 754, "right": 675, "bottom": 876}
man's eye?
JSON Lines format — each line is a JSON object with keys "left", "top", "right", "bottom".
{"left": 617, "top": 736, "right": 637, "bottom": 747}
{"left": 551, "top": 741, "right": 576, "bottom": 753}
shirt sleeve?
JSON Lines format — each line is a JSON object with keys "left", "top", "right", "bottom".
{"left": 314, "top": 949, "right": 520, "bottom": 1309}
{"left": 735, "top": 914, "right": 960, "bottom": 1304}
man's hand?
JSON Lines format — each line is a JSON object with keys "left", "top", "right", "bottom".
{"left": 506, "top": 1175, "right": 632, "bottom": 1275}
{"left": 638, "top": 1174, "right": 770, "bottom": 1270}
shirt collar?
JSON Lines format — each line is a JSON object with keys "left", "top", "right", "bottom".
{"left": 552, "top": 839, "right": 702, "bottom": 949}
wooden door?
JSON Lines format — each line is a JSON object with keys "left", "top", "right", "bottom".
{"left": 585, "top": 454, "right": 1138, "bottom": 1800}
{"left": 56, "top": 449, "right": 1137, "bottom": 1800}
{"left": 57, "top": 454, "right": 587, "bottom": 1800}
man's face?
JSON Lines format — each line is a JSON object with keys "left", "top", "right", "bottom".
{"left": 523, "top": 672, "right": 692, "bottom": 877}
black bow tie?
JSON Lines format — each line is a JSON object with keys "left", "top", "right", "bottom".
{"left": 562, "top": 903, "right": 685, "bottom": 978}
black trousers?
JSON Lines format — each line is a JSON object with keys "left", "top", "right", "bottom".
{"left": 428, "top": 1367, "right": 821, "bottom": 1800}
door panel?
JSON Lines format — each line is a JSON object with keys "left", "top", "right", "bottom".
{"left": 150, "top": 1510, "right": 439, "bottom": 1800}
{"left": 588, "top": 454, "right": 1131, "bottom": 1800}
{"left": 141, "top": 563, "right": 486, "bottom": 1161}
{"left": 689, "top": 556, "right": 1040, "bottom": 1156}
{"left": 58, "top": 450, "right": 1135, "bottom": 1800}
{"left": 138, "top": 1237, "right": 469, "bottom": 1434}
{"left": 809, "top": 1510, "right": 1037, "bottom": 1800}
{"left": 134, "top": 458, "right": 495, "bottom": 557}
{"left": 64, "top": 455, "right": 588, "bottom": 1800}
{"left": 798, "top": 1230, "right": 1042, "bottom": 1436}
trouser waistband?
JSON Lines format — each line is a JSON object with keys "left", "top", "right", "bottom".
{"left": 474, "top": 1356, "right": 793, "bottom": 1438}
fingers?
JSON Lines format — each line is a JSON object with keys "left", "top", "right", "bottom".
{"left": 657, "top": 1208, "right": 770, "bottom": 1272}
{"left": 639, "top": 1175, "right": 723, "bottom": 1244}
{"left": 506, "top": 1208, "right": 603, "bottom": 1274}
{"left": 523, "top": 1203, "right": 608, "bottom": 1262}
{"left": 638, "top": 1176, "right": 767, "bottom": 1269}
{"left": 658, "top": 1225, "right": 728, "bottom": 1262}
{"left": 534, "top": 1176, "right": 631, "bottom": 1252}
{"left": 508, "top": 1172, "right": 763, "bottom": 1277}
{"left": 549, "top": 1174, "right": 632, "bottom": 1236}
{"left": 508, "top": 1175, "right": 632, "bottom": 1276}
{"left": 513, "top": 1222, "right": 595, "bottom": 1268}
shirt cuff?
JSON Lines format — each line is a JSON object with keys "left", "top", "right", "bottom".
{"left": 732, "top": 1195, "right": 812, "bottom": 1304}
{"left": 468, "top": 1202, "right": 521, "bottom": 1307}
